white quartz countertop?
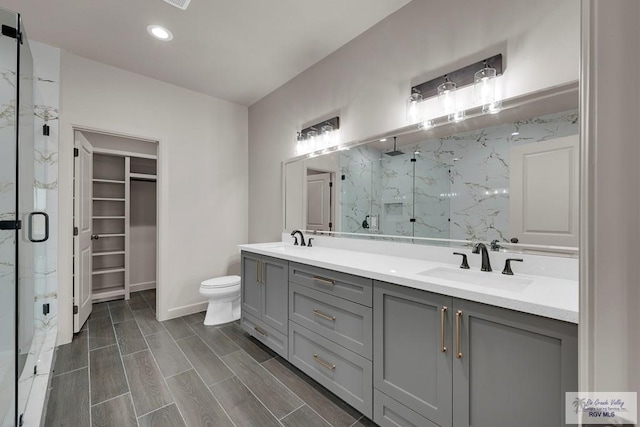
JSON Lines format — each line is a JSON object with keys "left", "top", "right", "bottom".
{"left": 238, "top": 242, "right": 579, "bottom": 324}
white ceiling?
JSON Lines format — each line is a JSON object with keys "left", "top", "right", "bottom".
{"left": 0, "top": 0, "right": 411, "bottom": 106}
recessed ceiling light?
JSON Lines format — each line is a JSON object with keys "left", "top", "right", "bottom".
{"left": 147, "top": 25, "right": 173, "bottom": 41}
{"left": 380, "top": 138, "right": 387, "bottom": 142}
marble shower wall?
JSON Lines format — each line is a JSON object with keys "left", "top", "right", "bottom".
{"left": 31, "top": 42, "right": 60, "bottom": 333}
{"left": 338, "top": 109, "right": 579, "bottom": 242}
{"left": 446, "top": 109, "right": 578, "bottom": 241}
{"left": 0, "top": 33, "right": 18, "bottom": 363}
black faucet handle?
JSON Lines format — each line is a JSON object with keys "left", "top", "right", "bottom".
{"left": 502, "top": 258, "right": 523, "bottom": 275}
{"left": 490, "top": 239, "right": 500, "bottom": 251}
{"left": 453, "top": 252, "right": 470, "bottom": 269}
{"left": 308, "top": 238, "right": 314, "bottom": 247}
{"left": 293, "top": 236, "right": 299, "bottom": 246}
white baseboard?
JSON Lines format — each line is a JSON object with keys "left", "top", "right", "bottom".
{"left": 166, "top": 301, "right": 208, "bottom": 320}
{"left": 130, "top": 281, "right": 156, "bottom": 293}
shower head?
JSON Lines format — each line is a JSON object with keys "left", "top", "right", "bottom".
{"left": 385, "top": 137, "right": 404, "bottom": 156}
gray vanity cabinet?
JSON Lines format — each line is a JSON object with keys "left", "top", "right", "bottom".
{"left": 240, "top": 252, "right": 289, "bottom": 358}
{"left": 452, "top": 298, "right": 578, "bottom": 427}
{"left": 373, "top": 280, "right": 578, "bottom": 427}
{"left": 373, "top": 281, "right": 453, "bottom": 427}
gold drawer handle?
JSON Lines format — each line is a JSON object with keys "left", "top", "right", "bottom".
{"left": 313, "top": 309, "right": 336, "bottom": 321}
{"left": 313, "top": 354, "right": 336, "bottom": 370}
{"left": 254, "top": 326, "right": 268, "bottom": 337}
{"left": 440, "top": 306, "right": 447, "bottom": 353}
{"left": 312, "top": 276, "right": 335, "bottom": 286}
{"left": 455, "top": 310, "right": 463, "bottom": 359}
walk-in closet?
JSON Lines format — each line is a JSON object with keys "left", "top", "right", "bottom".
{"left": 73, "top": 130, "right": 158, "bottom": 331}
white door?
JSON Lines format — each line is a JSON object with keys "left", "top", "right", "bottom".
{"left": 74, "top": 132, "right": 93, "bottom": 332}
{"left": 509, "top": 135, "right": 579, "bottom": 247}
{"left": 306, "top": 172, "right": 331, "bottom": 232}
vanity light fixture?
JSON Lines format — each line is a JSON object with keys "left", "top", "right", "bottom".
{"left": 147, "top": 25, "right": 173, "bottom": 41}
{"left": 408, "top": 53, "right": 504, "bottom": 122}
{"left": 295, "top": 116, "right": 340, "bottom": 155}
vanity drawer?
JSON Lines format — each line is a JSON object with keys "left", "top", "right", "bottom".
{"left": 289, "top": 262, "right": 373, "bottom": 306}
{"left": 289, "top": 283, "right": 372, "bottom": 359}
{"left": 374, "top": 389, "right": 439, "bottom": 427}
{"left": 288, "top": 321, "right": 372, "bottom": 417}
{"left": 241, "top": 313, "right": 287, "bottom": 359}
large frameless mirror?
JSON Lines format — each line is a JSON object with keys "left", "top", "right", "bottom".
{"left": 284, "top": 82, "right": 579, "bottom": 256}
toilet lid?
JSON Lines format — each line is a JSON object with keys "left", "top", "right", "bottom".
{"left": 201, "top": 275, "right": 241, "bottom": 289}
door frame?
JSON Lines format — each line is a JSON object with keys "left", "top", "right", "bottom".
{"left": 60, "top": 124, "right": 163, "bottom": 344}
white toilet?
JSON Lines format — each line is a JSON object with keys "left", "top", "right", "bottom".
{"left": 199, "top": 275, "right": 241, "bottom": 326}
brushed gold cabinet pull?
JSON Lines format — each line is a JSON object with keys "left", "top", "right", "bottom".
{"left": 260, "top": 261, "right": 264, "bottom": 284}
{"left": 313, "top": 276, "right": 335, "bottom": 286}
{"left": 441, "top": 306, "right": 448, "bottom": 352}
{"left": 254, "top": 326, "right": 268, "bottom": 337}
{"left": 455, "top": 310, "right": 463, "bottom": 359}
{"left": 256, "top": 260, "right": 260, "bottom": 284}
{"left": 313, "top": 354, "right": 336, "bottom": 370}
{"left": 313, "top": 309, "right": 336, "bottom": 321}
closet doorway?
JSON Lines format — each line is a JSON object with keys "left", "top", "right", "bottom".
{"left": 72, "top": 130, "right": 159, "bottom": 332}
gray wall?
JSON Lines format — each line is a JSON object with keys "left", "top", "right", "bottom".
{"left": 248, "top": 0, "right": 580, "bottom": 243}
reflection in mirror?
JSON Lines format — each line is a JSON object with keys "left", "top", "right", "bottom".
{"left": 284, "top": 85, "right": 579, "bottom": 255}
{"left": 340, "top": 109, "right": 578, "bottom": 244}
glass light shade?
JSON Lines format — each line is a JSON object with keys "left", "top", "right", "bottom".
{"left": 482, "top": 100, "right": 502, "bottom": 114}
{"left": 406, "top": 90, "right": 423, "bottom": 122}
{"left": 437, "top": 80, "right": 457, "bottom": 115}
{"left": 474, "top": 67, "right": 497, "bottom": 105}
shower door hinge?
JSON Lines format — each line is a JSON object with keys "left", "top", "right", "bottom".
{"left": 73, "top": 226, "right": 78, "bottom": 236}
{"left": 1, "top": 25, "right": 22, "bottom": 43}
{"left": 410, "top": 218, "right": 416, "bottom": 223}
{"left": 411, "top": 158, "right": 417, "bottom": 162}
{"left": 74, "top": 148, "right": 79, "bottom": 157}
{"left": 73, "top": 305, "right": 79, "bottom": 315}
{"left": 0, "top": 220, "right": 21, "bottom": 230}
{"left": 329, "top": 182, "right": 333, "bottom": 188}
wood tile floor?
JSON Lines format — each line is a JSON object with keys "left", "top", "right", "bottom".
{"left": 45, "top": 290, "right": 375, "bottom": 427}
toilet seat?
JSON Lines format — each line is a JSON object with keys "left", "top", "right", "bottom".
{"left": 201, "top": 275, "right": 241, "bottom": 289}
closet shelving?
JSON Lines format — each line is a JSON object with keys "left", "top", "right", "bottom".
{"left": 90, "top": 150, "right": 158, "bottom": 302}
{"left": 92, "top": 153, "right": 128, "bottom": 301}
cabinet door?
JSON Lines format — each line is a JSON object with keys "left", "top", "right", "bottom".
{"left": 241, "top": 252, "right": 262, "bottom": 319}
{"left": 262, "top": 255, "right": 289, "bottom": 334}
{"left": 452, "top": 299, "right": 578, "bottom": 427}
{"left": 374, "top": 281, "right": 453, "bottom": 427}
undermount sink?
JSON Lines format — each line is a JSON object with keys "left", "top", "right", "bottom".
{"left": 418, "top": 266, "right": 533, "bottom": 291}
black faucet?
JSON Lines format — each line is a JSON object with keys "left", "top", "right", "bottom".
{"left": 472, "top": 243, "right": 492, "bottom": 272}
{"left": 291, "top": 230, "right": 306, "bottom": 246}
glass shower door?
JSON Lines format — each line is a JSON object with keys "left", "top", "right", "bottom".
{"left": 0, "top": 8, "right": 20, "bottom": 426}
{"left": 0, "top": 9, "right": 36, "bottom": 426}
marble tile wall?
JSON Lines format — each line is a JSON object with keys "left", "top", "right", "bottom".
{"left": 339, "top": 145, "right": 382, "bottom": 234}
{"left": 31, "top": 41, "right": 60, "bottom": 333}
{"left": 338, "top": 109, "right": 579, "bottom": 242}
